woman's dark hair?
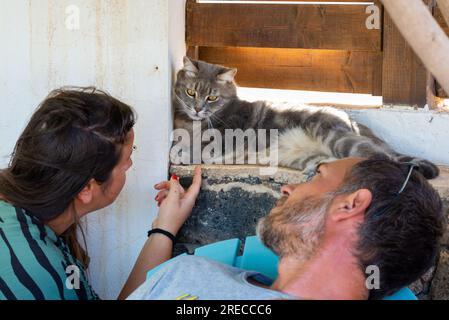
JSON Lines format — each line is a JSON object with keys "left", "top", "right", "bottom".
{"left": 0, "top": 87, "right": 136, "bottom": 266}
{"left": 337, "top": 157, "right": 445, "bottom": 300}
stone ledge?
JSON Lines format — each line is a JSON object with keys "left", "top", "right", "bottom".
{"left": 171, "top": 164, "right": 306, "bottom": 185}
{"left": 171, "top": 164, "right": 449, "bottom": 200}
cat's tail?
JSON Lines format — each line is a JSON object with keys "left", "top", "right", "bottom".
{"left": 356, "top": 124, "right": 440, "bottom": 179}
{"left": 395, "top": 155, "right": 440, "bottom": 180}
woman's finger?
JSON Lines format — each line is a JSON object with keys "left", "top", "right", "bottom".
{"left": 155, "top": 178, "right": 186, "bottom": 199}
{"left": 155, "top": 190, "right": 169, "bottom": 202}
{"left": 185, "top": 166, "right": 202, "bottom": 201}
{"left": 154, "top": 181, "right": 170, "bottom": 190}
{"left": 165, "top": 175, "right": 182, "bottom": 204}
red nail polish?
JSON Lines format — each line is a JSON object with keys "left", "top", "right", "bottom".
{"left": 171, "top": 174, "right": 178, "bottom": 181}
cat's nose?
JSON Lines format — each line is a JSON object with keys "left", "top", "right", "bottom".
{"left": 194, "top": 107, "right": 202, "bottom": 113}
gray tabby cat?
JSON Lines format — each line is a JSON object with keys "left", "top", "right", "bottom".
{"left": 173, "top": 57, "right": 439, "bottom": 179}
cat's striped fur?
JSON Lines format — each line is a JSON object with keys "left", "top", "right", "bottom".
{"left": 173, "top": 57, "right": 439, "bottom": 179}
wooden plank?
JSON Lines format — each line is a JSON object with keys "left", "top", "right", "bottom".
{"left": 371, "top": 0, "right": 383, "bottom": 96}
{"left": 434, "top": 4, "right": 449, "bottom": 98}
{"left": 435, "top": 6, "right": 449, "bottom": 40}
{"left": 198, "top": 46, "right": 383, "bottom": 94}
{"left": 186, "top": 46, "right": 200, "bottom": 60}
{"left": 382, "top": 12, "right": 427, "bottom": 106}
{"left": 186, "top": 0, "right": 381, "bottom": 51}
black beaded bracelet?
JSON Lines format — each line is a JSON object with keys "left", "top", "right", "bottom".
{"left": 147, "top": 228, "right": 176, "bottom": 245}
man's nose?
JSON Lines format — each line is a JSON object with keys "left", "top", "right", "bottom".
{"left": 280, "top": 184, "right": 297, "bottom": 196}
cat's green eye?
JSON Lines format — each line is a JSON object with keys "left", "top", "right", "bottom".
{"left": 207, "top": 95, "right": 219, "bottom": 102}
{"left": 186, "top": 89, "right": 196, "bottom": 97}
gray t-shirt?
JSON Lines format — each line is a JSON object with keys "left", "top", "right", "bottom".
{"left": 127, "top": 255, "right": 295, "bottom": 300}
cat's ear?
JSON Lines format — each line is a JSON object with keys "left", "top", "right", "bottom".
{"left": 217, "top": 68, "right": 237, "bottom": 84}
{"left": 183, "top": 56, "right": 199, "bottom": 78}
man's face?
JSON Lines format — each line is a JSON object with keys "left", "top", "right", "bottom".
{"left": 279, "top": 157, "right": 365, "bottom": 209}
{"left": 257, "top": 157, "right": 364, "bottom": 260}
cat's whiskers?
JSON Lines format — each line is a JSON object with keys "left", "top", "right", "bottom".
{"left": 207, "top": 117, "right": 214, "bottom": 130}
{"left": 210, "top": 112, "right": 231, "bottom": 128}
{"left": 175, "top": 93, "right": 196, "bottom": 113}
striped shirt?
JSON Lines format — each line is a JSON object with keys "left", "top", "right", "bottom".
{"left": 0, "top": 201, "right": 98, "bottom": 300}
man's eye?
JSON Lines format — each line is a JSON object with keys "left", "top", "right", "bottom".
{"left": 207, "top": 95, "right": 219, "bottom": 102}
{"left": 304, "top": 171, "right": 317, "bottom": 182}
{"left": 304, "top": 164, "right": 323, "bottom": 182}
{"left": 186, "top": 89, "right": 196, "bottom": 97}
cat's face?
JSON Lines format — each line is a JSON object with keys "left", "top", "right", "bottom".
{"left": 174, "top": 57, "right": 238, "bottom": 121}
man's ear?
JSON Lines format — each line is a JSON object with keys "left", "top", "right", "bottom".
{"left": 75, "top": 179, "right": 96, "bottom": 205}
{"left": 330, "top": 189, "right": 372, "bottom": 222}
{"left": 183, "top": 56, "right": 199, "bottom": 77}
{"left": 217, "top": 68, "right": 237, "bottom": 84}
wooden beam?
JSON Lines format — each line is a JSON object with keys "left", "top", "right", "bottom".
{"left": 198, "top": 46, "right": 383, "bottom": 94}
{"left": 186, "top": 0, "right": 381, "bottom": 50}
{"left": 380, "top": 0, "right": 449, "bottom": 101}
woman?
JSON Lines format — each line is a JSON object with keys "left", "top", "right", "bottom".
{"left": 0, "top": 88, "right": 201, "bottom": 300}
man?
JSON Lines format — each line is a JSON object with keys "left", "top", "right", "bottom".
{"left": 128, "top": 157, "right": 444, "bottom": 300}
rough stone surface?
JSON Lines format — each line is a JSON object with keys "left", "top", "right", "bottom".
{"left": 171, "top": 165, "right": 305, "bottom": 252}
{"left": 441, "top": 222, "right": 449, "bottom": 248}
{"left": 430, "top": 250, "right": 449, "bottom": 300}
{"left": 178, "top": 188, "right": 276, "bottom": 244}
{"left": 409, "top": 279, "right": 424, "bottom": 296}
{"left": 171, "top": 164, "right": 449, "bottom": 299}
{"left": 411, "top": 266, "right": 436, "bottom": 300}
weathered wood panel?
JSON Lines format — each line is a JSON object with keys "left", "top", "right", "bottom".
{"left": 435, "top": 5, "right": 449, "bottom": 97}
{"left": 196, "top": 47, "right": 383, "bottom": 94}
{"left": 382, "top": 12, "right": 427, "bottom": 106}
{"left": 186, "top": 0, "right": 381, "bottom": 51}
{"left": 435, "top": 4, "right": 449, "bottom": 36}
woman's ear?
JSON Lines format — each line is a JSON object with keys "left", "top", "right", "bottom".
{"left": 76, "top": 179, "right": 95, "bottom": 205}
{"left": 330, "top": 189, "right": 372, "bottom": 222}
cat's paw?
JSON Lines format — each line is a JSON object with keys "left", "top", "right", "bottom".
{"left": 397, "top": 156, "right": 440, "bottom": 180}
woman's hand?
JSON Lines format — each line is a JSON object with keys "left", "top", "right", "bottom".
{"left": 152, "top": 166, "right": 202, "bottom": 235}
{"left": 119, "top": 167, "right": 201, "bottom": 299}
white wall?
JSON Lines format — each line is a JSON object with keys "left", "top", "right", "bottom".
{"left": 0, "top": 0, "right": 176, "bottom": 299}
{"left": 169, "top": 0, "right": 187, "bottom": 75}
{"left": 348, "top": 109, "right": 449, "bottom": 166}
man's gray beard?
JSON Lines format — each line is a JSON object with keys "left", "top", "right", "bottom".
{"left": 256, "top": 194, "right": 334, "bottom": 263}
